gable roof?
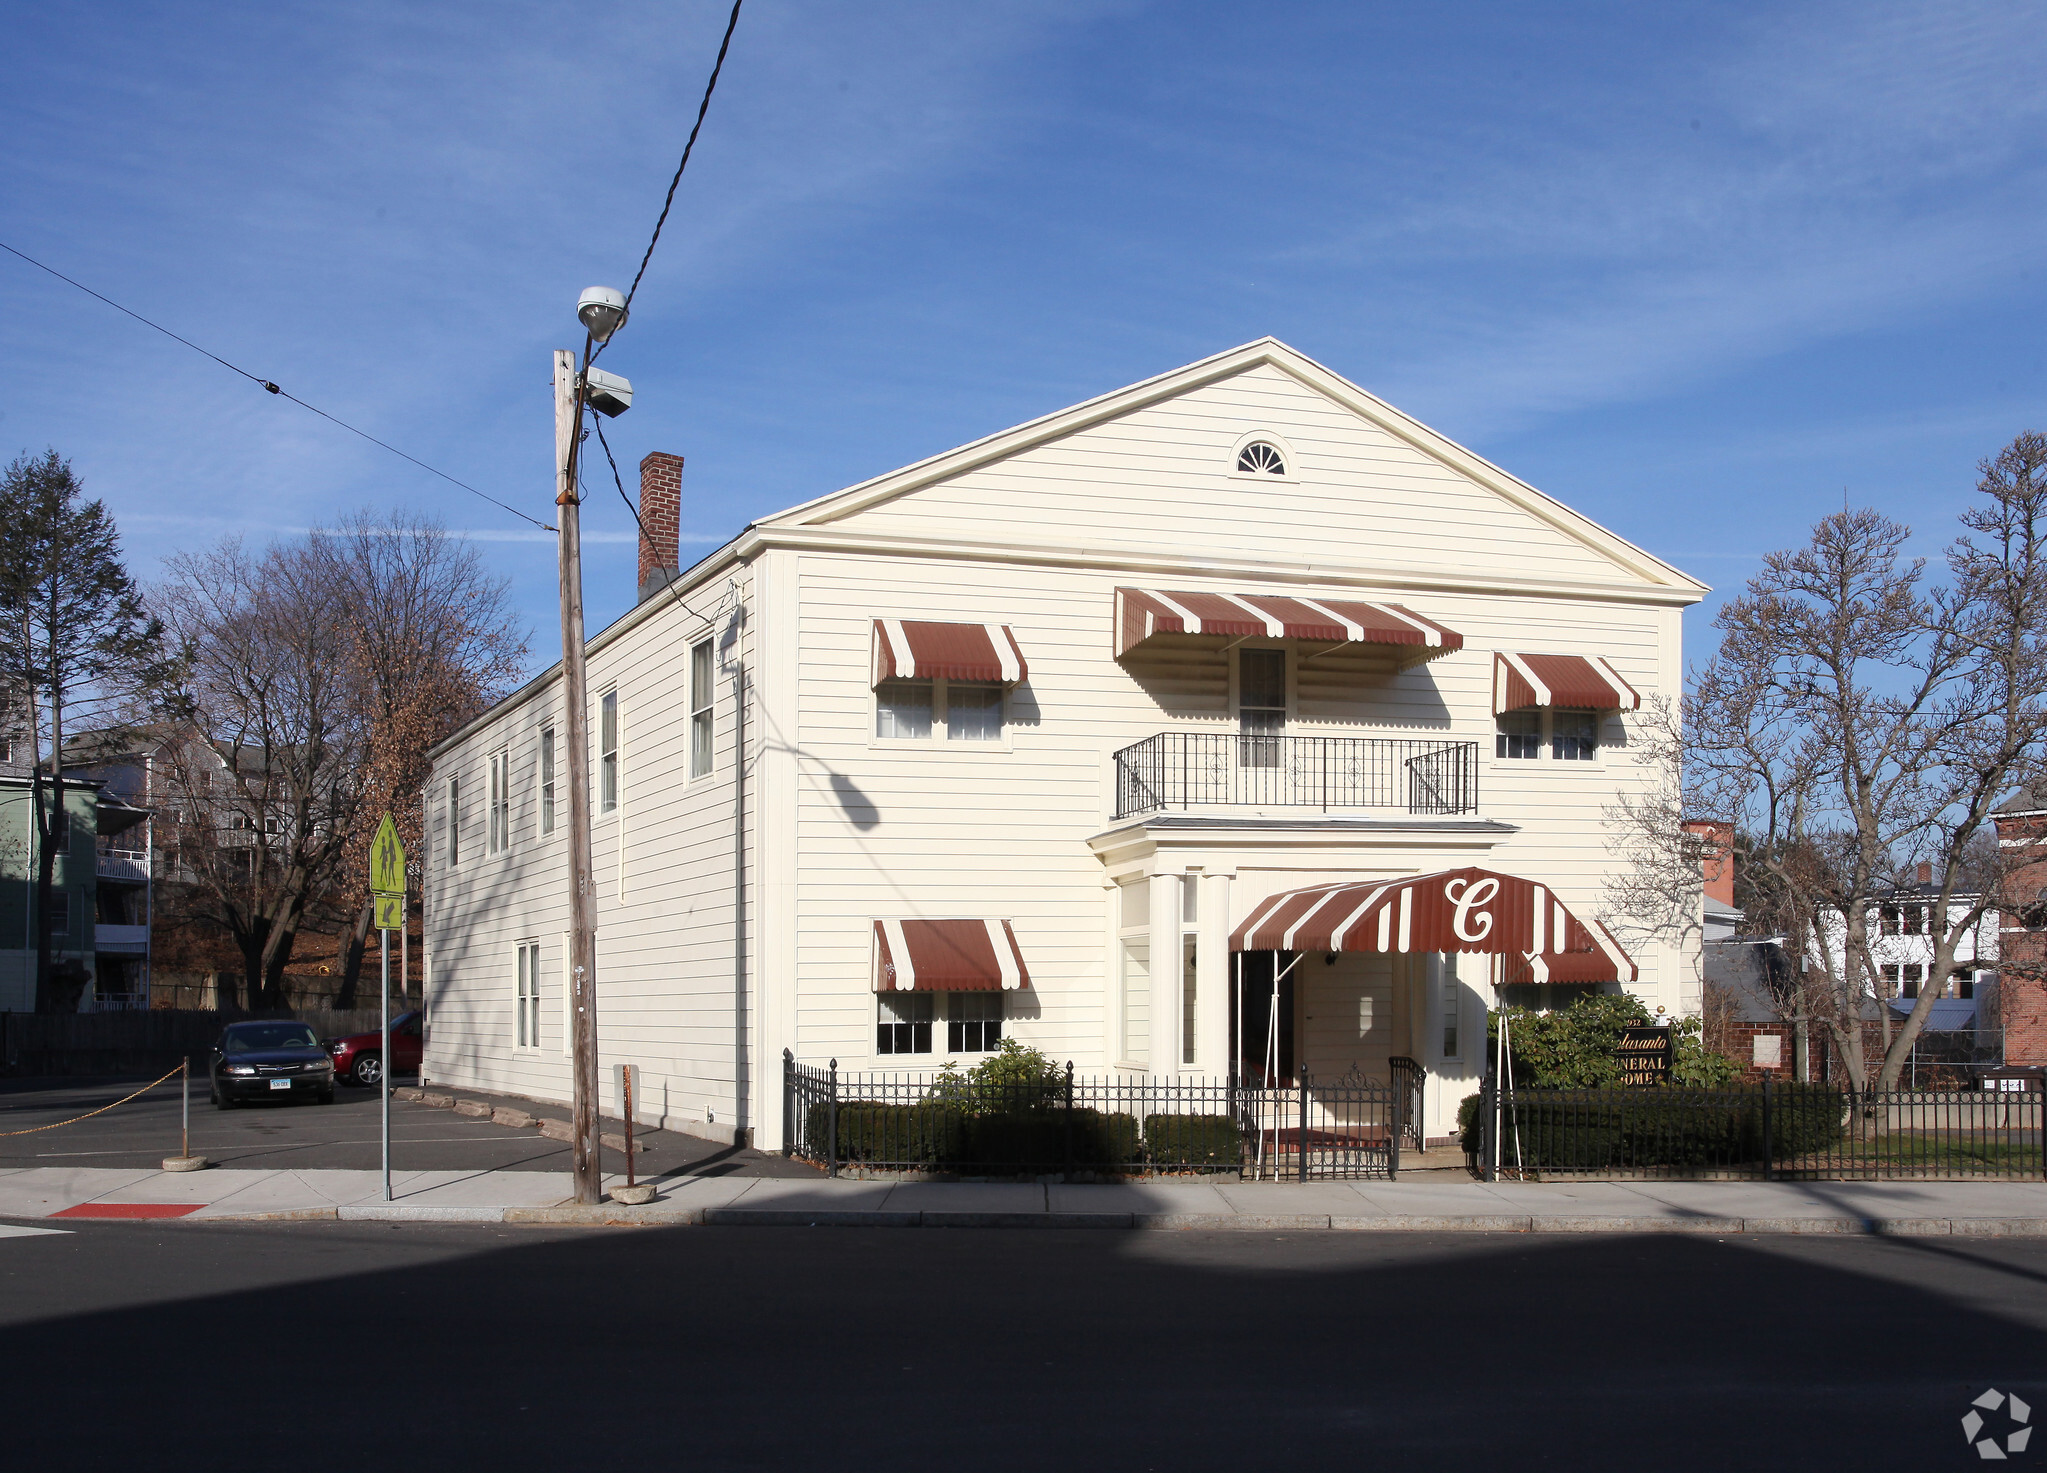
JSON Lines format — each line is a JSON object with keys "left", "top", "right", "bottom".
{"left": 756, "top": 337, "right": 1707, "bottom": 599}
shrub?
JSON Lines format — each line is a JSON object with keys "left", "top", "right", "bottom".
{"left": 929, "top": 1038, "right": 1067, "bottom": 1113}
{"left": 807, "top": 1102, "right": 966, "bottom": 1163}
{"left": 1144, "top": 1113, "right": 1242, "bottom": 1168}
{"left": 1457, "top": 1093, "right": 1484, "bottom": 1155}
{"left": 1742, "top": 1082, "right": 1847, "bottom": 1157}
{"left": 965, "top": 1106, "right": 1138, "bottom": 1169}
{"left": 1488, "top": 992, "right": 1740, "bottom": 1088}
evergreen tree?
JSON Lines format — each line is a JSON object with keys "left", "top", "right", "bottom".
{"left": 0, "top": 451, "right": 166, "bottom": 1012}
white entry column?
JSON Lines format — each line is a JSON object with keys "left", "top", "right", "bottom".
{"left": 1146, "top": 863, "right": 1183, "bottom": 1074}
{"left": 1196, "top": 869, "right": 1233, "bottom": 1076}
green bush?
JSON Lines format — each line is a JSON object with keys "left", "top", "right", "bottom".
{"left": 1144, "top": 1113, "right": 1242, "bottom": 1168}
{"left": 807, "top": 1101, "right": 966, "bottom": 1163}
{"left": 1457, "top": 1093, "right": 1485, "bottom": 1155}
{"left": 1488, "top": 992, "right": 1738, "bottom": 1088}
{"left": 1742, "top": 1082, "right": 1846, "bottom": 1157}
{"left": 965, "top": 1107, "right": 1138, "bottom": 1169}
{"left": 929, "top": 1039, "right": 1066, "bottom": 1113}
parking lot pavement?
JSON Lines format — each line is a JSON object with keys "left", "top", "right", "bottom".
{"left": 0, "top": 1072, "right": 815, "bottom": 1178}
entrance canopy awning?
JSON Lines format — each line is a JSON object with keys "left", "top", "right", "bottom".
{"left": 872, "top": 621, "right": 1028, "bottom": 686}
{"left": 1493, "top": 653, "right": 1640, "bottom": 715}
{"left": 1229, "top": 866, "right": 1637, "bottom": 983}
{"left": 1115, "top": 587, "right": 1461, "bottom": 666}
{"left": 873, "top": 919, "right": 1032, "bottom": 992}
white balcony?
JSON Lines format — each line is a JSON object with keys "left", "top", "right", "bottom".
{"left": 94, "top": 924, "right": 149, "bottom": 955}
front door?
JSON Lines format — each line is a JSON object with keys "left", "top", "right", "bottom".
{"left": 1231, "top": 950, "right": 1295, "bottom": 1085}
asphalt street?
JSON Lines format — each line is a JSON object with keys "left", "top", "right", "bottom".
{"left": 0, "top": 1072, "right": 808, "bottom": 1178}
{"left": 1, "top": 1221, "right": 2041, "bottom": 1470}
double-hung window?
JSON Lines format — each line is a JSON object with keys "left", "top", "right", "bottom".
{"left": 948, "top": 994, "right": 1003, "bottom": 1053}
{"left": 878, "top": 993, "right": 934, "bottom": 1055}
{"left": 1495, "top": 712, "right": 1541, "bottom": 760}
{"left": 444, "top": 776, "right": 462, "bottom": 868}
{"left": 487, "top": 748, "right": 510, "bottom": 855}
{"left": 690, "top": 639, "right": 715, "bottom": 778}
{"left": 599, "top": 691, "right": 619, "bottom": 814}
{"left": 1551, "top": 710, "right": 1598, "bottom": 761}
{"left": 515, "top": 940, "right": 542, "bottom": 1050}
{"left": 875, "top": 681, "right": 1003, "bottom": 743}
{"left": 539, "top": 726, "right": 556, "bottom": 836}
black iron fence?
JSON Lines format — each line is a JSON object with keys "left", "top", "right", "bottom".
{"left": 1112, "top": 732, "right": 1479, "bottom": 819}
{"left": 784, "top": 1051, "right": 1405, "bottom": 1180}
{"left": 1479, "top": 1080, "right": 2045, "bottom": 1181}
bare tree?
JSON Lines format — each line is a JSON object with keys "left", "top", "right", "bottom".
{"left": 1600, "top": 694, "right": 1710, "bottom": 998}
{"left": 1688, "top": 434, "right": 2047, "bottom": 1091}
{"left": 155, "top": 537, "right": 369, "bottom": 1008}
{"left": 312, "top": 512, "right": 525, "bottom": 1005}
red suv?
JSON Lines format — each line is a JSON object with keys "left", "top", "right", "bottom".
{"left": 328, "top": 1011, "right": 424, "bottom": 1087}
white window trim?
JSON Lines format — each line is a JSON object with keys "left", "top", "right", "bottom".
{"left": 444, "top": 775, "right": 462, "bottom": 869}
{"left": 487, "top": 747, "right": 511, "bottom": 857}
{"left": 689, "top": 638, "right": 716, "bottom": 782}
{"left": 869, "top": 677, "right": 1013, "bottom": 752}
{"left": 1227, "top": 429, "right": 1300, "bottom": 484}
{"left": 1492, "top": 708, "right": 1610, "bottom": 766}
{"left": 597, "top": 687, "right": 620, "bottom": 816}
{"left": 1230, "top": 640, "right": 1295, "bottom": 731}
{"left": 514, "top": 939, "right": 542, "bottom": 1053}
{"left": 538, "top": 724, "right": 557, "bottom": 838}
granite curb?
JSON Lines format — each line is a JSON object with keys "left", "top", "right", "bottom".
{"left": 161, "top": 1206, "right": 2047, "bottom": 1234}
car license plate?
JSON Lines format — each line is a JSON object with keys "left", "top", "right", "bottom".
{"left": 269, "top": 1078, "right": 292, "bottom": 1090}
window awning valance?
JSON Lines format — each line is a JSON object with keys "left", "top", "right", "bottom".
{"left": 872, "top": 621, "right": 1027, "bottom": 686}
{"left": 1115, "top": 588, "right": 1461, "bottom": 665}
{"left": 1493, "top": 653, "right": 1640, "bottom": 715}
{"left": 873, "top": 919, "right": 1032, "bottom": 992}
{"left": 1229, "top": 866, "right": 1637, "bottom": 983}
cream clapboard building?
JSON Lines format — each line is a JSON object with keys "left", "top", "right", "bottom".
{"left": 421, "top": 339, "right": 1706, "bottom": 1148}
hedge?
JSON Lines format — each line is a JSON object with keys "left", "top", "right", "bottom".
{"left": 1477, "top": 1086, "right": 1847, "bottom": 1170}
{"left": 1143, "top": 1113, "right": 1242, "bottom": 1168}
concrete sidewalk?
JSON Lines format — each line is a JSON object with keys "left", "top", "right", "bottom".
{"left": 7, "top": 1164, "right": 2047, "bottom": 1233}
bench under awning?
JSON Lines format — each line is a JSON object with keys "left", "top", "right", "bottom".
{"left": 1230, "top": 866, "right": 1637, "bottom": 983}
{"left": 873, "top": 919, "right": 1032, "bottom": 992}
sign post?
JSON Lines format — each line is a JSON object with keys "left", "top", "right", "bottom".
{"left": 370, "top": 813, "right": 407, "bottom": 1202}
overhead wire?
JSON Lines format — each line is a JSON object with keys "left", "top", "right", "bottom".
{"left": 0, "top": 238, "right": 555, "bottom": 533}
{"left": 590, "top": 0, "right": 744, "bottom": 365}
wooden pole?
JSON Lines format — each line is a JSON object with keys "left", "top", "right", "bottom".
{"left": 556, "top": 347, "right": 603, "bottom": 1206}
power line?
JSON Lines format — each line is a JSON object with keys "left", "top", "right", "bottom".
{"left": 0, "top": 238, "right": 555, "bottom": 533}
{"left": 592, "top": 0, "right": 744, "bottom": 364}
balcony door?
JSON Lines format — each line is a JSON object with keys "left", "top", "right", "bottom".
{"left": 1238, "top": 648, "right": 1286, "bottom": 770}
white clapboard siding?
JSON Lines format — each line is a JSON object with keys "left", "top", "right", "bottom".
{"left": 423, "top": 341, "right": 1701, "bottom": 1149}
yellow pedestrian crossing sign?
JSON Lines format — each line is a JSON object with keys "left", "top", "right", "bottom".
{"left": 370, "top": 812, "right": 406, "bottom": 899}
{"left": 375, "top": 893, "right": 404, "bottom": 931}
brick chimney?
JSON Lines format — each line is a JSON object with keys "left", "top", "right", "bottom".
{"left": 637, "top": 451, "right": 683, "bottom": 604}
{"left": 1684, "top": 819, "right": 1736, "bottom": 908}
{"left": 1916, "top": 860, "right": 1933, "bottom": 885}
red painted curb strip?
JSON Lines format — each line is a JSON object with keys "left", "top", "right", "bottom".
{"left": 52, "top": 1203, "right": 203, "bottom": 1220}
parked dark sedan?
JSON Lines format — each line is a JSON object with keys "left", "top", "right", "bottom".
{"left": 210, "top": 1020, "right": 336, "bottom": 1108}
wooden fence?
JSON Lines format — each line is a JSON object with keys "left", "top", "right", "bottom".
{"left": 0, "top": 1008, "right": 389, "bottom": 1076}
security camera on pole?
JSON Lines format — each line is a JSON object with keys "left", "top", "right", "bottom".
{"left": 558, "top": 287, "right": 632, "bottom": 1205}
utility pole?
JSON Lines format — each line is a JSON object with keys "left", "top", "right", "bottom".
{"left": 555, "top": 347, "right": 603, "bottom": 1205}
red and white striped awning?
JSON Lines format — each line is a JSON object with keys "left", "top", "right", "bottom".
{"left": 1229, "top": 866, "right": 1637, "bottom": 982}
{"left": 1115, "top": 588, "right": 1461, "bottom": 664}
{"left": 1493, "top": 653, "right": 1640, "bottom": 715}
{"left": 871, "top": 621, "right": 1027, "bottom": 686}
{"left": 872, "top": 919, "right": 1032, "bottom": 992}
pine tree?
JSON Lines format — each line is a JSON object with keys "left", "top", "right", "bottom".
{"left": 0, "top": 451, "right": 167, "bottom": 1012}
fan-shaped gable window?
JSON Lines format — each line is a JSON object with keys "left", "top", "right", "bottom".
{"left": 1236, "top": 441, "right": 1287, "bottom": 476}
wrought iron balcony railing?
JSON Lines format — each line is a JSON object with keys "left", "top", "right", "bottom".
{"left": 1113, "top": 732, "right": 1479, "bottom": 819}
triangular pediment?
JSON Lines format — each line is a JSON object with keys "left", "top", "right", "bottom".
{"left": 757, "top": 339, "right": 1705, "bottom": 600}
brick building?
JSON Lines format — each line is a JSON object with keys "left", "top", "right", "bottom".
{"left": 1995, "top": 786, "right": 2047, "bottom": 1067}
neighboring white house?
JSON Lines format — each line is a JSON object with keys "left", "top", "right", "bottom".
{"left": 421, "top": 338, "right": 1706, "bottom": 1148}
{"left": 1808, "top": 881, "right": 2000, "bottom": 1004}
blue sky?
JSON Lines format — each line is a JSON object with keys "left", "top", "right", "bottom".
{"left": 5, "top": 1, "right": 2044, "bottom": 670}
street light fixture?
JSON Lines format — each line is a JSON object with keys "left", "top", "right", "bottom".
{"left": 577, "top": 285, "right": 628, "bottom": 342}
